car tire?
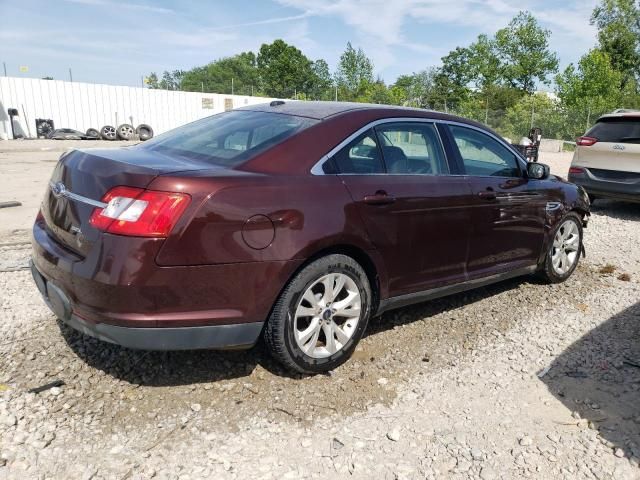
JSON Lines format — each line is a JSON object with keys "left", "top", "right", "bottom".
{"left": 539, "top": 212, "right": 583, "bottom": 284}
{"left": 116, "top": 123, "right": 135, "bottom": 141}
{"left": 264, "top": 254, "right": 372, "bottom": 374}
{"left": 100, "top": 125, "right": 117, "bottom": 141}
{"left": 136, "top": 124, "right": 154, "bottom": 141}
{"left": 85, "top": 128, "right": 100, "bottom": 139}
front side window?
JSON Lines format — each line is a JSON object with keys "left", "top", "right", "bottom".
{"left": 332, "top": 129, "right": 384, "bottom": 174}
{"left": 143, "top": 110, "right": 318, "bottom": 167}
{"left": 449, "top": 125, "right": 521, "bottom": 178}
{"left": 375, "top": 123, "right": 448, "bottom": 174}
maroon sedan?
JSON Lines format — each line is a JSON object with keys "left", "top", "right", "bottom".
{"left": 31, "top": 102, "right": 590, "bottom": 373}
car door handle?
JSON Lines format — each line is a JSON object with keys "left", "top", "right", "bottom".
{"left": 478, "top": 189, "right": 497, "bottom": 201}
{"left": 363, "top": 191, "right": 396, "bottom": 206}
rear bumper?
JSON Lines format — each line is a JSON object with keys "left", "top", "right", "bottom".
{"left": 31, "top": 220, "right": 302, "bottom": 350}
{"left": 32, "top": 261, "right": 262, "bottom": 349}
{"left": 568, "top": 171, "right": 640, "bottom": 203}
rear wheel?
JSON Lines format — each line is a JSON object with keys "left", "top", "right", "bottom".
{"left": 264, "top": 254, "right": 372, "bottom": 374}
{"left": 539, "top": 213, "right": 583, "bottom": 283}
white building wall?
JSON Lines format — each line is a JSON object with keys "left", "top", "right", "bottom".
{"left": 0, "top": 77, "right": 277, "bottom": 140}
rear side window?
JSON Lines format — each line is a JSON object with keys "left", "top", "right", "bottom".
{"left": 143, "top": 110, "right": 318, "bottom": 166}
{"left": 587, "top": 118, "right": 640, "bottom": 143}
{"left": 332, "top": 129, "right": 385, "bottom": 174}
{"left": 375, "top": 122, "right": 448, "bottom": 174}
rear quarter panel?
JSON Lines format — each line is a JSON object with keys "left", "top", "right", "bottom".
{"left": 150, "top": 174, "right": 377, "bottom": 266}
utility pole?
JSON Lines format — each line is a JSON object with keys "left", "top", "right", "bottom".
{"left": 141, "top": 76, "right": 144, "bottom": 88}
{"left": 251, "top": 85, "right": 254, "bottom": 96}
{"left": 485, "top": 98, "right": 489, "bottom": 125}
{"left": 586, "top": 105, "right": 591, "bottom": 131}
{"left": 201, "top": 81, "right": 204, "bottom": 93}
{"left": 530, "top": 97, "right": 535, "bottom": 129}
{"left": 68, "top": 68, "right": 73, "bottom": 82}
{"left": 2, "top": 62, "right": 6, "bottom": 76}
{"left": 335, "top": 86, "right": 338, "bottom": 102}
{"left": 231, "top": 77, "right": 234, "bottom": 95}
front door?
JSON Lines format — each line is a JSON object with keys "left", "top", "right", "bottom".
{"left": 332, "top": 123, "right": 473, "bottom": 297}
{"left": 445, "top": 124, "right": 547, "bottom": 278}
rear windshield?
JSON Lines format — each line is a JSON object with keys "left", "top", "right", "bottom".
{"left": 142, "top": 110, "right": 318, "bottom": 166}
{"left": 587, "top": 117, "right": 640, "bottom": 143}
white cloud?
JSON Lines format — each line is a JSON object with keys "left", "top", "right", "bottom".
{"left": 275, "top": 0, "right": 599, "bottom": 76}
{"left": 64, "top": 0, "right": 174, "bottom": 14}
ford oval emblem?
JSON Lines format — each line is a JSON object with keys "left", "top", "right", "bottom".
{"left": 51, "top": 181, "right": 67, "bottom": 198}
{"left": 613, "top": 144, "right": 626, "bottom": 151}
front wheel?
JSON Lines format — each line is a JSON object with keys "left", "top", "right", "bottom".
{"left": 264, "top": 254, "right": 372, "bottom": 374}
{"left": 539, "top": 213, "right": 583, "bottom": 283}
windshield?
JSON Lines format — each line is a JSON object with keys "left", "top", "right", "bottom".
{"left": 142, "top": 110, "right": 318, "bottom": 166}
{"left": 587, "top": 117, "right": 640, "bottom": 143}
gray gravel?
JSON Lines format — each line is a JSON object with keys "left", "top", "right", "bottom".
{"left": 0, "top": 149, "right": 639, "bottom": 478}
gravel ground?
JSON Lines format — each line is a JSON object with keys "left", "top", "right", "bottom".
{"left": 0, "top": 142, "right": 639, "bottom": 479}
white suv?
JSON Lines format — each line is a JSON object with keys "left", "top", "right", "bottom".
{"left": 569, "top": 112, "right": 640, "bottom": 204}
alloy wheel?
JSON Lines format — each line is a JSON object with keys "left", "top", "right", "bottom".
{"left": 551, "top": 220, "right": 580, "bottom": 275}
{"left": 293, "top": 273, "right": 361, "bottom": 358}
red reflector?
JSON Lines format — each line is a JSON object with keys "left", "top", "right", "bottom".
{"left": 577, "top": 136, "right": 597, "bottom": 146}
{"left": 569, "top": 167, "right": 585, "bottom": 174}
{"left": 90, "top": 186, "right": 190, "bottom": 238}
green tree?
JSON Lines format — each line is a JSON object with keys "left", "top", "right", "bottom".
{"left": 145, "top": 72, "right": 160, "bottom": 89}
{"left": 390, "top": 68, "right": 439, "bottom": 108}
{"left": 501, "top": 93, "right": 565, "bottom": 140}
{"left": 556, "top": 49, "right": 623, "bottom": 136}
{"left": 257, "top": 39, "right": 316, "bottom": 98}
{"left": 357, "top": 78, "right": 392, "bottom": 104}
{"left": 494, "top": 11, "right": 559, "bottom": 92}
{"left": 180, "top": 52, "right": 259, "bottom": 95}
{"left": 591, "top": 0, "right": 640, "bottom": 85}
{"left": 309, "top": 59, "right": 334, "bottom": 100}
{"left": 335, "top": 42, "right": 374, "bottom": 100}
{"left": 159, "top": 70, "right": 184, "bottom": 90}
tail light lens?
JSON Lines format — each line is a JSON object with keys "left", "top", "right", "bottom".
{"left": 90, "top": 186, "right": 190, "bottom": 237}
{"left": 569, "top": 167, "right": 585, "bottom": 175}
{"left": 577, "top": 136, "right": 598, "bottom": 146}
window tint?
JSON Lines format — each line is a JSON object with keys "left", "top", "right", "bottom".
{"left": 587, "top": 118, "right": 640, "bottom": 143}
{"left": 375, "top": 123, "right": 448, "bottom": 174}
{"left": 143, "top": 110, "right": 318, "bottom": 167}
{"left": 332, "top": 129, "right": 384, "bottom": 174}
{"left": 449, "top": 125, "right": 520, "bottom": 177}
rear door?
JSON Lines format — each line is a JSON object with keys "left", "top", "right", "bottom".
{"left": 444, "top": 124, "right": 547, "bottom": 278}
{"left": 334, "top": 122, "right": 473, "bottom": 297}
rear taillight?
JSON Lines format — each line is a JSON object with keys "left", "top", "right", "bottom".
{"left": 577, "top": 136, "right": 598, "bottom": 146}
{"left": 569, "top": 167, "right": 585, "bottom": 175}
{"left": 89, "top": 186, "right": 190, "bottom": 238}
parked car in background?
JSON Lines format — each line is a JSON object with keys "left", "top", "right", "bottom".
{"left": 569, "top": 112, "right": 640, "bottom": 204}
{"left": 31, "top": 102, "right": 590, "bottom": 374}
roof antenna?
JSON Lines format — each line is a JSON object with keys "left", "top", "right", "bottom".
{"left": 270, "top": 100, "right": 286, "bottom": 107}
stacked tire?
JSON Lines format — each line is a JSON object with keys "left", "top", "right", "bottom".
{"left": 98, "top": 124, "right": 154, "bottom": 141}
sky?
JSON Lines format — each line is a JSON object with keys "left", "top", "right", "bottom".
{"left": 0, "top": 0, "right": 599, "bottom": 89}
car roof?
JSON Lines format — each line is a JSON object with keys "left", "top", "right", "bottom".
{"left": 597, "top": 112, "right": 640, "bottom": 121}
{"left": 237, "top": 100, "right": 446, "bottom": 121}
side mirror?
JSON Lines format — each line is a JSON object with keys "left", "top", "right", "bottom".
{"left": 527, "top": 162, "right": 550, "bottom": 180}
